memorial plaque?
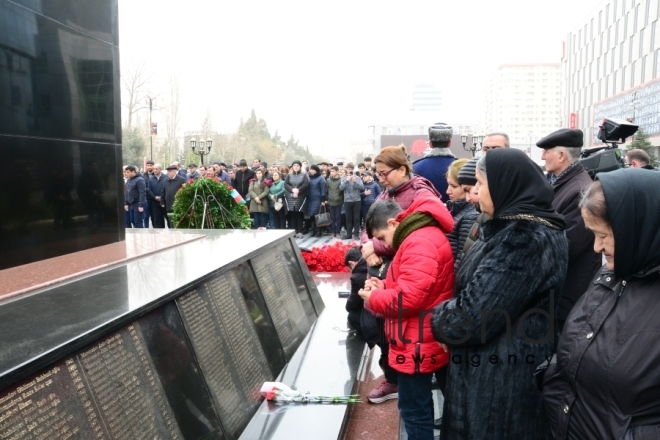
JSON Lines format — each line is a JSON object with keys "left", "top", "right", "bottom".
{"left": 232, "top": 263, "right": 287, "bottom": 377}
{"left": 288, "top": 238, "right": 325, "bottom": 315}
{"left": 250, "top": 243, "right": 317, "bottom": 360}
{"left": 0, "top": 327, "right": 182, "bottom": 440}
{"left": 136, "top": 302, "right": 226, "bottom": 440}
{"left": 176, "top": 270, "right": 272, "bottom": 440}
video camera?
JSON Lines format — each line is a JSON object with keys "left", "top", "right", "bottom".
{"left": 579, "top": 118, "right": 638, "bottom": 179}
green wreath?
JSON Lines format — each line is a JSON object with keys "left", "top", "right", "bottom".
{"left": 171, "top": 177, "right": 252, "bottom": 229}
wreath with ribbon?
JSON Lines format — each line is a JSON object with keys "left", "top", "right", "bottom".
{"left": 171, "top": 177, "right": 252, "bottom": 229}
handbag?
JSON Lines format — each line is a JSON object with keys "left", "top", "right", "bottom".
{"left": 274, "top": 198, "right": 283, "bottom": 211}
{"left": 315, "top": 205, "right": 332, "bottom": 227}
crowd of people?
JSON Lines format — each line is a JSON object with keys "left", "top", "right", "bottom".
{"left": 341, "top": 124, "right": 660, "bottom": 440}
{"left": 123, "top": 156, "right": 385, "bottom": 237}
{"left": 120, "top": 123, "right": 660, "bottom": 440}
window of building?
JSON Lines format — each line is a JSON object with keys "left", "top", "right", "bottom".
{"left": 655, "top": 49, "right": 660, "bottom": 77}
{"left": 635, "top": 3, "right": 640, "bottom": 33}
{"left": 591, "top": 18, "right": 595, "bottom": 40}
{"left": 641, "top": 55, "right": 647, "bottom": 82}
{"left": 620, "top": 42, "right": 625, "bottom": 67}
{"left": 646, "top": 0, "right": 651, "bottom": 25}
{"left": 599, "top": 10, "right": 603, "bottom": 33}
{"left": 613, "top": 71, "right": 618, "bottom": 94}
{"left": 625, "top": 12, "right": 630, "bottom": 39}
{"left": 614, "top": 0, "right": 618, "bottom": 18}
{"left": 604, "top": 52, "right": 609, "bottom": 74}
{"left": 632, "top": 59, "right": 637, "bottom": 84}
{"left": 654, "top": 21, "right": 658, "bottom": 50}
{"left": 640, "top": 29, "right": 645, "bottom": 57}
{"left": 629, "top": 37, "right": 635, "bottom": 62}
{"left": 621, "top": 67, "right": 626, "bottom": 91}
{"left": 606, "top": 4, "right": 610, "bottom": 25}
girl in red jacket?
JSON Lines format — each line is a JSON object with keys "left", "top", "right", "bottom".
{"left": 359, "top": 195, "right": 454, "bottom": 440}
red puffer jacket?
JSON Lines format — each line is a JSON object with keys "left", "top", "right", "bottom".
{"left": 361, "top": 175, "right": 441, "bottom": 258}
{"left": 367, "top": 194, "right": 454, "bottom": 374}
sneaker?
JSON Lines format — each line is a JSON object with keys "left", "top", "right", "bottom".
{"left": 341, "top": 234, "right": 352, "bottom": 240}
{"left": 353, "top": 235, "right": 360, "bottom": 241}
{"left": 367, "top": 380, "right": 398, "bottom": 403}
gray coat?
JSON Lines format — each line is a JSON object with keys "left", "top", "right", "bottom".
{"left": 432, "top": 218, "right": 568, "bottom": 440}
{"left": 339, "top": 175, "right": 364, "bottom": 202}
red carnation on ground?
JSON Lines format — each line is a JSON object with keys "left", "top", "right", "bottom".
{"left": 302, "top": 241, "right": 354, "bottom": 273}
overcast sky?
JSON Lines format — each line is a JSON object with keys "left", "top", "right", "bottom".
{"left": 119, "top": 0, "right": 605, "bottom": 155}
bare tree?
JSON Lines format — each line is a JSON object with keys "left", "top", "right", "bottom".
{"left": 162, "top": 75, "right": 182, "bottom": 164}
{"left": 121, "top": 59, "right": 151, "bottom": 129}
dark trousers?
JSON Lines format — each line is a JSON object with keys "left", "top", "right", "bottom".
{"left": 270, "top": 207, "right": 286, "bottom": 229}
{"left": 151, "top": 204, "right": 167, "bottom": 228}
{"left": 124, "top": 209, "right": 131, "bottom": 228}
{"left": 128, "top": 204, "right": 144, "bottom": 228}
{"left": 329, "top": 205, "right": 342, "bottom": 234}
{"left": 378, "top": 339, "right": 399, "bottom": 385}
{"left": 287, "top": 211, "right": 304, "bottom": 233}
{"left": 398, "top": 372, "right": 434, "bottom": 440}
{"left": 252, "top": 212, "right": 269, "bottom": 228}
{"left": 165, "top": 210, "right": 174, "bottom": 228}
{"left": 344, "top": 201, "right": 361, "bottom": 237}
{"left": 143, "top": 201, "right": 152, "bottom": 227}
{"left": 361, "top": 202, "right": 373, "bottom": 226}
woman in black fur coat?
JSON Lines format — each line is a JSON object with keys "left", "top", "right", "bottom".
{"left": 431, "top": 148, "right": 569, "bottom": 440}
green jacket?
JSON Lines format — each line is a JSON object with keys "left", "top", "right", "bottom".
{"left": 268, "top": 180, "right": 286, "bottom": 208}
{"left": 249, "top": 180, "right": 270, "bottom": 214}
{"left": 326, "top": 176, "right": 344, "bottom": 206}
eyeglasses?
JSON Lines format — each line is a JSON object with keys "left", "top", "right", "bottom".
{"left": 376, "top": 168, "right": 396, "bottom": 178}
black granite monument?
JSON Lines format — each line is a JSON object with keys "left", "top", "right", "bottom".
{"left": 0, "top": 0, "right": 123, "bottom": 271}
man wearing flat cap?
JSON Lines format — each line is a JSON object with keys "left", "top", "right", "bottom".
{"left": 536, "top": 128, "right": 601, "bottom": 332}
{"left": 413, "top": 122, "right": 456, "bottom": 197}
{"left": 161, "top": 165, "right": 186, "bottom": 228}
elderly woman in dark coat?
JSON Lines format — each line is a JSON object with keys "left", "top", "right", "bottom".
{"left": 431, "top": 148, "right": 569, "bottom": 440}
{"left": 305, "top": 164, "right": 327, "bottom": 237}
{"left": 284, "top": 160, "right": 309, "bottom": 238}
{"left": 542, "top": 169, "right": 660, "bottom": 440}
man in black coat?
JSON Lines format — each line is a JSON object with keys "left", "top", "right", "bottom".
{"left": 537, "top": 128, "right": 602, "bottom": 331}
{"left": 148, "top": 164, "right": 168, "bottom": 228}
{"left": 234, "top": 159, "right": 255, "bottom": 199}
{"left": 161, "top": 165, "right": 186, "bottom": 228}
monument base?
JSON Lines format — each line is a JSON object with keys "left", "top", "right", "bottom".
{"left": 0, "top": 229, "right": 324, "bottom": 440}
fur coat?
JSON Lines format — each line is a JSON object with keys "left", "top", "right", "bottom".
{"left": 432, "top": 217, "right": 568, "bottom": 440}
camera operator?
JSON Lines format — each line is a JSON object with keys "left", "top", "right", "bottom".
{"left": 536, "top": 128, "right": 602, "bottom": 332}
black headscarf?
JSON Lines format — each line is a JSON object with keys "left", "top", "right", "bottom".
{"left": 597, "top": 168, "right": 660, "bottom": 278}
{"left": 484, "top": 148, "right": 566, "bottom": 229}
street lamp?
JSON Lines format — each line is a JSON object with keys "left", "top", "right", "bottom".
{"left": 146, "top": 96, "right": 156, "bottom": 160}
{"left": 190, "top": 137, "right": 212, "bottom": 165}
{"left": 461, "top": 133, "right": 483, "bottom": 157}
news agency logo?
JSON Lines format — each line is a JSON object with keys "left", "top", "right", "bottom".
{"left": 383, "top": 290, "right": 556, "bottom": 368}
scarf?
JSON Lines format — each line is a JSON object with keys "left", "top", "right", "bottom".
{"left": 392, "top": 212, "right": 439, "bottom": 251}
{"left": 548, "top": 160, "right": 580, "bottom": 185}
{"left": 598, "top": 168, "right": 660, "bottom": 278}
{"left": 486, "top": 148, "right": 566, "bottom": 229}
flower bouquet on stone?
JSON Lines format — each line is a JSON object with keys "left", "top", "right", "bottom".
{"left": 260, "top": 382, "right": 360, "bottom": 404}
{"left": 301, "top": 241, "right": 353, "bottom": 273}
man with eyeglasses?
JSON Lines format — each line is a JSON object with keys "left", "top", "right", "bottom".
{"left": 413, "top": 122, "right": 456, "bottom": 198}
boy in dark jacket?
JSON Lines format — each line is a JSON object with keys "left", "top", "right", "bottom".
{"left": 344, "top": 247, "right": 369, "bottom": 338}
{"left": 359, "top": 196, "right": 454, "bottom": 438}
{"left": 360, "top": 171, "right": 381, "bottom": 228}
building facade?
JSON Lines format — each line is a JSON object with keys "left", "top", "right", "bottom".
{"left": 561, "top": 0, "right": 660, "bottom": 156}
{"left": 480, "top": 63, "right": 561, "bottom": 164}
{"left": 411, "top": 83, "right": 443, "bottom": 111}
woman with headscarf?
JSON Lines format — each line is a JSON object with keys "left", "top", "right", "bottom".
{"left": 541, "top": 168, "right": 660, "bottom": 440}
{"left": 431, "top": 148, "right": 568, "bottom": 440}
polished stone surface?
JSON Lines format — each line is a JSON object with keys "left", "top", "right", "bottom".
{"left": 0, "top": 229, "right": 298, "bottom": 391}
{"left": 239, "top": 273, "right": 368, "bottom": 440}
{"left": 0, "top": 137, "right": 124, "bottom": 271}
{"left": 0, "top": 230, "right": 205, "bottom": 299}
{"left": 0, "top": 0, "right": 120, "bottom": 140}
{"left": 0, "top": 0, "right": 122, "bottom": 270}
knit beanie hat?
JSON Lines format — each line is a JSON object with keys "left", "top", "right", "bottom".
{"left": 310, "top": 164, "right": 321, "bottom": 174}
{"left": 457, "top": 158, "right": 478, "bottom": 186}
{"left": 292, "top": 160, "right": 302, "bottom": 167}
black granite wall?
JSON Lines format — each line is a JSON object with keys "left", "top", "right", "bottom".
{"left": 0, "top": 0, "right": 123, "bottom": 270}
